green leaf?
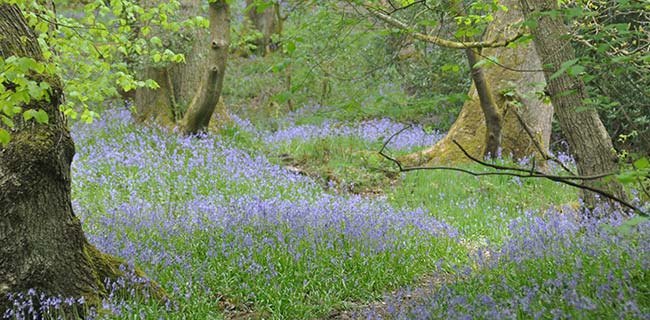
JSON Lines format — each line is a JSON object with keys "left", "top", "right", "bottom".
{"left": 34, "top": 109, "right": 49, "bottom": 124}
{"left": 144, "top": 79, "right": 160, "bottom": 89}
{"left": 616, "top": 171, "right": 637, "bottom": 184}
{"left": 634, "top": 157, "right": 649, "bottom": 169}
{"left": 568, "top": 64, "right": 585, "bottom": 76}
{"left": 550, "top": 59, "right": 579, "bottom": 81}
{"left": 285, "top": 41, "right": 296, "bottom": 54}
{"left": 23, "top": 109, "right": 37, "bottom": 121}
{"left": 616, "top": 216, "right": 650, "bottom": 235}
{"left": 271, "top": 91, "right": 291, "bottom": 103}
{"left": 0, "top": 128, "right": 10, "bottom": 147}
{"left": 256, "top": 1, "right": 273, "bottom": 14}
{"left": 150, "top": 36, "right": 162, "bottom": 47}
{"left": 1, "top": 114, "right": 15, "bottom": 128}
{"left": 441, "top": 64, "right": 460, "bottom": 73}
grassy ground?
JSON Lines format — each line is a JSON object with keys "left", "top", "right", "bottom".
{"left": 8, "top": 101, "right": 649, "bottom": 319}
{"left": 5, "top": 55, "right": 649, "bottom": 319}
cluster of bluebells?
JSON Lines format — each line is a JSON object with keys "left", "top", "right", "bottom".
{"left": 3, "top": 290, "right": 91, "bottom": 320}
{"left": 2, "top": 266, "right": 168, "bottom": 320}
{"left": 6, "top": 107, "right": 647, "bottom": 319}
{"left": 55, "top": 109, "right": 462, "bottom": 317}
{"left": 262, "top": 118, "right": 444, "bottom": 151}
{"left": 365, "top": 208, "right": 650, "bottom": 319}
{"left": 230, "top": 104, "right": 444, "bottom": 151}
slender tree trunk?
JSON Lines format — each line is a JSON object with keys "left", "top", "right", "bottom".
{"left": 246, "top": 0, "right": 281, "bottom": 56}
{"left": 465, "top": 47, "right": 502, "bottom": 159}
{"left": 519, "top": 0, "right": 627, "bottom": 210}
{"left": 182, "top": 0, "right": 230, "bottom": 135}
{"left": 402, "top": 0, "right": 553, "bottom": 165}
{"left": 0, "top": 4, "right": 163, "bottom": 314}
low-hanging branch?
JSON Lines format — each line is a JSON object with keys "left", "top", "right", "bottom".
{"left": 361, "top": 1, "right": 525, "bottom": 49}
{"left": 377, "top": 126, "right": 648, "bottom": 216}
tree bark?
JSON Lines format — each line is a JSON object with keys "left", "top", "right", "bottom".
{"left": 0, "top": 4, "right": 163, "bottom": 314}
{"left": 402, "top": 0, "right": 553, "bottom": 165}
{"left": 519, "top": 0, "right": 627, "bottom": 210}
{"left": 135, "top": 0, "right": 228, "bottom": 126}
{"left": 465, "top": 47, "right": 502, "bottom": 159}
{"left": 182, "top": 0, "right": 230, "bottom": 135}
{"left": 246, "top": 0, "right": 282, "bottom": 56}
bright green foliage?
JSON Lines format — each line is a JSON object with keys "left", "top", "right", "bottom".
{"left": 0, "top": 0, "right": 205, "bottom": 145}
{"left": 0, "top": 56, "right": 54, "bottom": 146}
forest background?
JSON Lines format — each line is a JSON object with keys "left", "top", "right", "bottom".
{"left": 1, "top": 0, "right": 649, "bottom": 319}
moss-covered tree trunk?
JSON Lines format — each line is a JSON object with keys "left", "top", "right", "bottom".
{"left": 403, "top": 0, "right": 553, "bottom": 165}
{"left": 246, "top": 0, "right": 282, "bottom": 56}
{"left": 0, "top": 4, "right": 161, "bottom": 314}
{"left": 182, "top": 0, "right": 230, "bottom": 134}
{"left": 135, "top": 0, "right": 228, "bottom": 126}
{"left": 520, "top": 0, "right": 627, "bottom": 210}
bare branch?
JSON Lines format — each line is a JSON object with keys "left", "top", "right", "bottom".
{"left": 451, "top": 139, "right": 647, "bottom": 216}
{"left": 376, "top": 128, "right": 648, "bottom": 216}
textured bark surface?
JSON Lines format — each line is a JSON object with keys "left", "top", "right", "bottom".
{"left": 135, "top": 0, "right": 228, "bottom": 126}
{"left": 246, "top": 0, "right": 281, "bottom": 56}
{"left": 403, "top": 0, "right": 553, "bottom": 165}
{"left": 182, "top": 0, "right": 231, "bottom": 134}
{"left": 0, "top": 4, "right": 163, "bottom": 313}
{"left": 519, "top": 0, "right": 627, "bottom": 209}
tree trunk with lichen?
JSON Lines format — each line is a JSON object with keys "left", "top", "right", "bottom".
{"left": 402, "top": 0, "right": 553, "bottom": 165}
{"left": 246, "top": 0, "right": 282, "bottom": 56}
{"left": 135, "top": 0, "right": 228, "bottom": 127}
{"left": 182, "top": 0, "right": 230, "bottom": 134}
{"left": 520, "top": 0, "right": 627, "bottom": 210}
{"left": 0, "top": 4, "right": 163, "bottom": 315}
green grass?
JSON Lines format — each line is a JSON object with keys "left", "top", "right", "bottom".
{"left": 67, "top": 113, "right": 470, "bottom": 319}
{"left": 270, "top": 136, "right": 397, "bottom": 195}
{"left": 54, "top": 103, "right": 647, "bottom": 320}
{"left": 388, "top": 167, "right": 577, "bottom": 243}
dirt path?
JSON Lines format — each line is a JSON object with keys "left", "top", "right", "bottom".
{"left": 327, "top": 272, "right": 457, "bottom": 319}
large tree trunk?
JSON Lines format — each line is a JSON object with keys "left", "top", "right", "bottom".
{"left": 135, "top": 0, "right": 228, "bottom": 126}
{"left": 0, "top": 4, "right": 162, "bottom": 314}
{"left": 519, "top": 0, "right": 627, "bottom": 210}
{"left": 246, "top": 0, "right": 282, "bottom": 56}
{"left": 182, "top": 0, "right": 230, "bottom": 134}
{"left": 403, "top": 0, "right": 553, "bottom": 165}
